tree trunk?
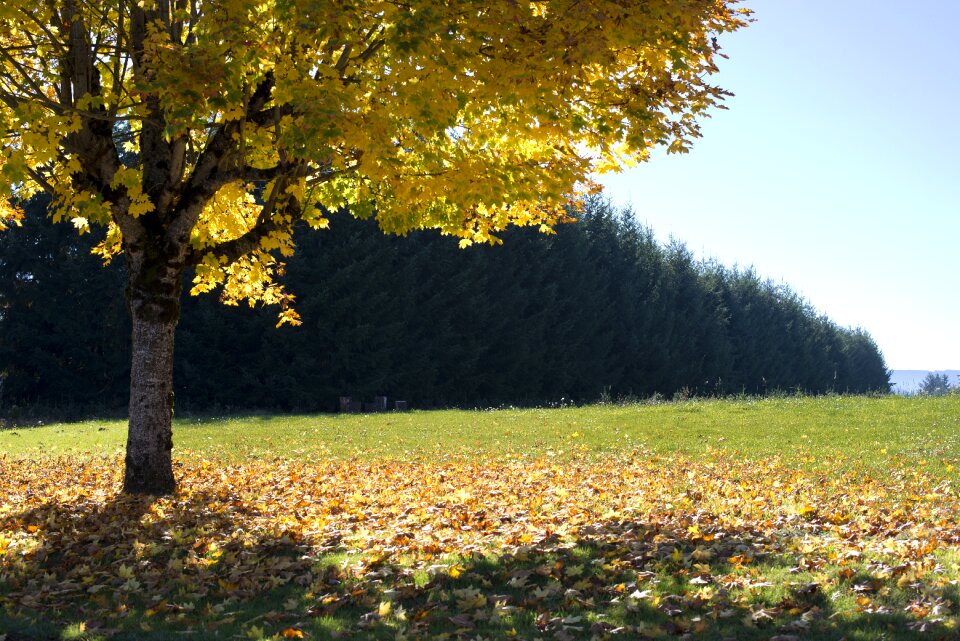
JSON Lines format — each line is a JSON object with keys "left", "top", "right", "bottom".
{"left": 123, "top": 250, "right": 183, "bottom": 495}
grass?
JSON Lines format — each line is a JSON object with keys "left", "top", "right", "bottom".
{"left": 2, "top": 395, "right": 960, "bottom": 641}
{"left": 2, "top": 394, "right": 959, "bottom": 471}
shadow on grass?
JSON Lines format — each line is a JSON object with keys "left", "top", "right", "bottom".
{"left": 0, "top": 487, "right": 344, "bottom": 640}
{"left": 174, "top": 412, "right": 321, "bottom": 426}
{"left": 0, "top": 496, "right": 953, "bottom": 640}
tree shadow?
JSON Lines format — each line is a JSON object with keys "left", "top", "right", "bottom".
{"left": 1, "top": 493, "right": 953, "bottom": 641}
{"left": 0, "top": 486, "right": 345, "bottom": 639}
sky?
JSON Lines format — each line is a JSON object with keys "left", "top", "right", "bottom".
{"left": 596, "top": 0, "right": 959, "bottom": 371}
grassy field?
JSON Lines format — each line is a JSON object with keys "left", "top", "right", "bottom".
{"left": 2, "top": 395, "right": 960, "bottom": 641}
{"left": 3, "top": 394, "right": 959, "bottom": 470}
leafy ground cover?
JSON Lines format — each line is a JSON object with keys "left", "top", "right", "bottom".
{"left": 1, "top": 396, "right": 959, "bottom": 640}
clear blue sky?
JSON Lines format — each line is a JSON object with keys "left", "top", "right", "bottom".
{"left": 597, "top": 0, "right": 959, "bottom": 371}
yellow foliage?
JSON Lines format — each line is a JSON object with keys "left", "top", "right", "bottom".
{"left": 0, "top": 197, "right": 23, "bottom": 230}
{"left": 0, "top": 0, "right": 751, "bottom": 317}
{"left": 1, "top": 450, "right": 958, "bottom": 637}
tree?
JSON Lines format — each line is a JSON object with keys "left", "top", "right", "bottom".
{"left": 0, "top": 195, "right": 129, "bottom": 416}
{"left": 0, "top": 0, "right": 750, "bottom": 494}
{"left": 918, "top": 372, "right": 952, "bottom": 397}
{"left": 3, "top": 195, "right": 892, "bottom": 417}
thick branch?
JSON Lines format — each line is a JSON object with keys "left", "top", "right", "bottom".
{"left": 128, "top": 3, "right": 192, "bottom": 226}
{"left": 196, "top": 82, "right": 275, "bottom": 180}
{"left": 163, "top": 73, "right": 279, "bottom": 249}
{"left": 162, "top": 165, "right": 241, "bottom": 250}
{"left": 130, "top": 3, "right": 179, "bottom": 216}
{"left": 182, "top": 157, "right": 355, "bottom": 267}
{"left": 23, "top": 166, "right": 56, "bottom": 196}
{"left": 57, "top": 0, "right": 124, "bottom": 225}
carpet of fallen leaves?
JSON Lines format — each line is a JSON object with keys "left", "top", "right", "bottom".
{"left": 1, "top": 451, "right": 959, "bottom": 641}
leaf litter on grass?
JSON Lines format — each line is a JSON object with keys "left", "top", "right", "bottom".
{"left": 1, "top": 450, "right": 959, "bottom": 640}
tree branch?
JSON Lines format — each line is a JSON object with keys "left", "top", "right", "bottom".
{"left": 163, "top": 73, "right": 279, "bottom": 249}
{"left": 23, "top": 166, "right": 56, "bottom": 196}
{"left": 184, "top": 180, "right": 300, "bottom": 266}
{"left": 0, "top": 48, "right": 64, "bottom": 113}
{"left": 58, "top": 0, "right": 123, "bottom": 202}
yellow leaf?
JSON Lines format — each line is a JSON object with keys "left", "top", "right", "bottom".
{"left": 218, "top": 579, "right": 238, "bottom": 592}
{"left": 692, "top": 547, "right": 713, "bottom": 561}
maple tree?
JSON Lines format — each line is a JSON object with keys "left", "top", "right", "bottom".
{"left": 0, "top": 0, "right": 750, "bottom": 493}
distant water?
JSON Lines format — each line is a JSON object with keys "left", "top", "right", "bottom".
{"left": 889, "top": 370, "right": 960, "bottom": 394}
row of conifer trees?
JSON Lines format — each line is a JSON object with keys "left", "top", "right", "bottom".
{"left": 0, "top": 196, "right": 889, "bottom": 418}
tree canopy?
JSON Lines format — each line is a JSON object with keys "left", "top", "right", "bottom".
{"left": 918, "top": 372, "right": 953, "bottom": 397}
{"left": 1, "top": 0, "right": 750, "bottom": 318}
{"left": 0, "top": 0, "right": 751, "bottom": 493}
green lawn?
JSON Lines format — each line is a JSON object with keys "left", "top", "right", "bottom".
{"left": 3, "top": 395, "right": 959, "bottom": 471}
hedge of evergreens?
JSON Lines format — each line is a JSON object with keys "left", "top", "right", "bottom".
{"left": 0, "top": 196, "right": 889, "bottom": 418}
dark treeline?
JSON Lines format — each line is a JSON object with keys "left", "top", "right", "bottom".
{"left": 0, "top": 196, "right": 889, "bottom": 418}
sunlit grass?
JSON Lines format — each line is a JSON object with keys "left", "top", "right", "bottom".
{"left": 2, "top": 395, "right": 959, "bottom": 474}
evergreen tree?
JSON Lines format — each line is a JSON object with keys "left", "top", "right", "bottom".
{"left": 917, "top": 372, "right": 951, "bottom": 396}
{"left": 1, "top": 197, "right": 891, "bottom": 416}
{"left": 0, "top": 197, "right": 128, "bottom": 417}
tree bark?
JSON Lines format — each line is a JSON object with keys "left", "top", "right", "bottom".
{"left": 122, "top": 249, "right": 183, "bottom": 495}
